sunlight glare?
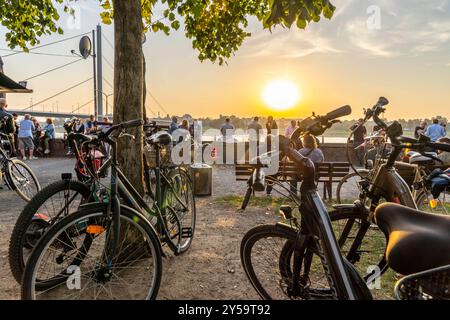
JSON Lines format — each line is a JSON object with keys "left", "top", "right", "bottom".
{"left": 262, "top": 79, "right": 301, "bottom": 111}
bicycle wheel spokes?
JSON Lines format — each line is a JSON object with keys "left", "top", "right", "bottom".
{"left": 417, "top": 190, "right": 450, "bottom": 215}
{"left": 9, "top": 161, "right": 39, "bottom": 200}
{"left": 163, "top": 170, "right": 196, "bottom": 253}
{"left": 241, "top": 225, "right": 335, "bottom": 300}
{"left": 27, "top": 212, "right": 160, "bottom": 300}
{"left": 331, "top": 217, "right": 385, "bottom": 277}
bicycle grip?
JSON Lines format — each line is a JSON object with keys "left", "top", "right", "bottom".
{"left": 322, "top": 105, "right": 352, "bottom": 122}
{"left": 428, "top": 142, "right": 450, "bottom": 153}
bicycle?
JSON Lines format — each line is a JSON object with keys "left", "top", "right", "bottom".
{"left": 332, "top": 98, "right": 450, "bottom": 286}
{"left": 11, "top": 120, "right": 195, "bottom": 285}
{"left": 21, "top": 119, "right": 195, "bottom": 299}
{"left": 0, "top": 132, "right": 40, "bottom": 201}
{"left": 240, "top": 106, "right": 450, "bottom": 300}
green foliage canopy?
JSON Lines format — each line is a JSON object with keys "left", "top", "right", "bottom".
{"left": 1, "top": 0, "right": 335, "bottom": 64}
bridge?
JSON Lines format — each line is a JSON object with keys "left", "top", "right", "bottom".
{"left": 7, "top": 109, "right": 91, "bottom": 119}
{"left": 1, "top": 25, "right": 168, "bottom": 120}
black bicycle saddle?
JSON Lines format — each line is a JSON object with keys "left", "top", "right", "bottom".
{"left": 375, "top": 203, "right": 450, "bottom": 275}
{"left": 147, "top": 131, "right": 172, "bottom": 146}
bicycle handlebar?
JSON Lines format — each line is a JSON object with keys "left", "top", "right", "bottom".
{"left": 322, "top": 105, "right": 352, "bottom": 123}
{"left": 427, "top": 142, "right": 450, "bottom": 153}
{"left": 104, "top": 119, "right": 144, "bottom": 137}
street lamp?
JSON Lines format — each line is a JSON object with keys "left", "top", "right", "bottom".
{"left": 99, "top": 91, "right": 113, "bottom": 118}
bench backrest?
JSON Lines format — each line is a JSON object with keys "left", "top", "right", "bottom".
{"left": 235, "top": 161, "right": 350, "bottom": 182}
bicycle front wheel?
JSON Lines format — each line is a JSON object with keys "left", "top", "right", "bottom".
{"left": 241, "top": 224, "right": 337, "bottom": 300}
{"left": 21, "top": 204, "right": 162, "bottom": 300}
{"left": 162, "top": 168, "right": 196, "bottom": 254}
{"left": 6, "top": 159, "right": 40, "bottom": 201}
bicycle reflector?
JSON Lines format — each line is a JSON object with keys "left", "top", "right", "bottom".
{"left": 86, "top": 225, "right": 105, "bottom": 235}
{"left": 429, "top": 199, "right": 438, "bottom": 209}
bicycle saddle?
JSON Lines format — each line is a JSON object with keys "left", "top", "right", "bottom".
{"left": 147, "top": 131, "right": 172, "bottom": 146}
{"left": 375, "top": 203, "right": 450, "bottom": 275}
{"left": 408, "top": 151, "right": 438, "bottom": 165}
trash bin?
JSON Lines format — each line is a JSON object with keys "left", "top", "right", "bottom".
{"left": 190, "top": 164, "right": 212, "bottom": 196}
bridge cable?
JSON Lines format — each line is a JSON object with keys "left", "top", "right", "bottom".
{"left": 2, "top": 32, "right": 91, "bottom": 58}
{"left": 23, "top": 59, "right": 83, "bottom": 81}
{"left": 0, "top": 48, "right": 78, "bottom": 58}
{"left": 22, "top": 78, "right": 93, "bottom": 111}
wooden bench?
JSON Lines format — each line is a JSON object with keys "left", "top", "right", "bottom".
{"left": 235, "top": 161, "right": 350, "bottom": 200}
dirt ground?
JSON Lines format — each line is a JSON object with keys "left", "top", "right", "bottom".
{"left": 0, "top": 160, "right": 280, "bottom": 300}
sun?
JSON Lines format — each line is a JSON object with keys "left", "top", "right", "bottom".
{"left": 262, "top": 79, "right": 301, "bottom": 111}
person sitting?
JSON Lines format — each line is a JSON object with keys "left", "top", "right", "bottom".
{"left": 436, "top": 137, "right": 450, "bottom": 166}
{"left": 18, "top": 114, "right": 37, "bottom": 160}
{"left": 85, "top": 114, "right": 98, "bottom": 135}
{"left": 425, "top": 118, "right": 446, "bottom": 142}
{"left": 169, "top": 116, "right": 179, "bottom": 134}
{"left": 290, "top": 134, "right": 324, "bottom": 194}
{"left": 40, "top": 118, "right": 55, "bottom": 155}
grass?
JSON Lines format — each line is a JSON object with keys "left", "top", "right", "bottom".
{"left": 216, "top": 194, "right": 397, "bottom": 299}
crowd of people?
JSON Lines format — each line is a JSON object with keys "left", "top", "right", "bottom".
{"left": 0, "top": 98, "right": 56, "bottom": 160}
{"left": 0, "top": 97, "right": 114, "bottom": 160}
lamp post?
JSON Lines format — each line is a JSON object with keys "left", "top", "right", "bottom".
{"left": 99, "top": 91, "right": 113, "bottom": 117}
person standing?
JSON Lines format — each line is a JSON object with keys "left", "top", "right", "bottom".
{"left": 220, "top": 118, "right": 234, "bottom": 138}
{"left": 425, "top": 118, "right": 446, "bottom": 142}
{"left": 285, "top": 120, "right": 297, "bottom": 138}
{"left": 18, "top": 114, "right": 37, "bottom": 160}
{"left": 0, "top": 98, "right": 16, "bottom": 155}
{"left": 414, "top": 120, "right": 427, "bottom": 138}
{"left": 350, "top": 118, "right": 367, "bottom": 166}
{"left": 266, "top": 116, "right": 278, "bottom": 135}
{"left": 248, "top": 117, "right": 263, "bottom": 141}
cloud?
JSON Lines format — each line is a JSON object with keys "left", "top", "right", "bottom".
{"left": 240, "top": 0, "right": 450, "bottom": 59}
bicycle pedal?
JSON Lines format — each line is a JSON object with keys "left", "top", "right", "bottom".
{"left": 61, "top": 173, "right": 72, "bottom": 180}
{"left": 181, "top": 227, "right": 193, "bottom": 238}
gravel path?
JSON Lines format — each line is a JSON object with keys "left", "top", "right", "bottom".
{"left": 0, "top": 160, "right": 281, "bottom": 300}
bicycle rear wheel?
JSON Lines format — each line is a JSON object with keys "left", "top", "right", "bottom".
{"left": 9, "top": 179, "right": 91, "bottom": 283}
{"left": 21, "top": 204, "right": 162, "bottom": 300}
{"left": 6, "top": 159, "right": 40, "bottom": 201}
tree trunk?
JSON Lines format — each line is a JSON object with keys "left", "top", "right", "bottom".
{"left": 112, "top": 0, "right": 145, "bottom": 195}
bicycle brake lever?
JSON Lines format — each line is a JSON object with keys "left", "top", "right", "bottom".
{"left": 420, "top": 153, "right": 443, "bottom": 164}
{"left": 119, "top": 131, "right": 135, "bottom": 140}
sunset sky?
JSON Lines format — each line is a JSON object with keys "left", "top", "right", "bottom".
{"left": 1, "top": 0, "right": 450, "bottom": 120}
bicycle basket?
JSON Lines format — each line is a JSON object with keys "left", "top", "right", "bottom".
{"left": 144, "top": 142, "right": 173, "bottom": 168}
{"left": 395, "top": 264, "right": 450, "bottom": 300}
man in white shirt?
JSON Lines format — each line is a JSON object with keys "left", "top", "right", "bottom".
{"left": 285, "top": 120, "right": 297, "bottom": 138}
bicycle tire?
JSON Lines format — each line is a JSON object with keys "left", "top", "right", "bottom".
{"left": 162, "top": 168, "right": 196, "bottom": 254}
{"left": 6, "top": 159, "right": 41, "bottom": 202}
{"left": 336, "top": 170, "right": 369, "bottom": 204}
{"left": 329, "top": 209, "right": 387, "bottom": 282}
{"left": 415, "top": 189, "right": 450, "bottom": 215}
{"left": 21, "top": 203, "right": 163, "bottom": 300}
{"left": 241, "top": 224, "right": 372, "bottom": 300}
{"left": 9, "top": 179, "right": 91, "bottom": 283}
